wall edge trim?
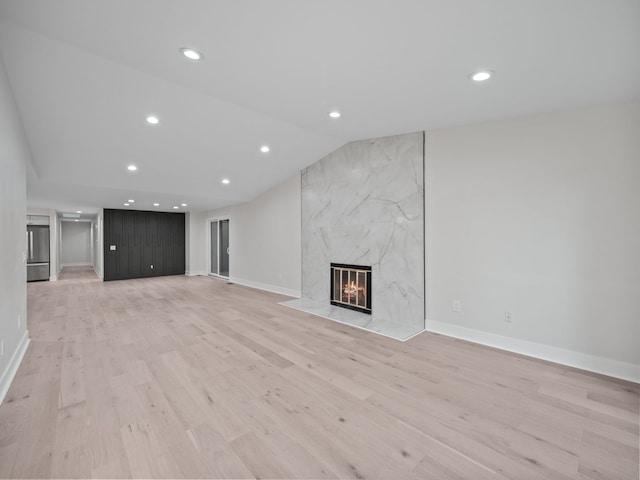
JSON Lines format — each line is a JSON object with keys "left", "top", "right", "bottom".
{"left": 186, "top": 270, "right": 206, "bottom": 277}
{"left": 229, "top": 276, "right": 301, "bottom": 299}
{"left": 0, "top": 330, "right": 30, "bottom": 406}
{"left": 424, "top": 319, "right": 639, "bottom": 383}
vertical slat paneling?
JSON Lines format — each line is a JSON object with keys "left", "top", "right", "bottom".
{"left": 103, "top": 209, "right": 185, "bottom": 281}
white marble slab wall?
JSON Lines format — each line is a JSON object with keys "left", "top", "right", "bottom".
{"left": 301, "top": 131, "right": 424, "bottom": 332}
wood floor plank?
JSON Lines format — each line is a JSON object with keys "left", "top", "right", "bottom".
{"left": 0, "top": 267, "right": 637, "bottom": 479}
{"left": 578, "top": 429, "right": 639, "bottom": 480}
{"left": 186, "top": 422, "right": 256, "bottom": 479}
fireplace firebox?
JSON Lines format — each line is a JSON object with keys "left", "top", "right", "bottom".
{"left": 330, "top": 263, "right": 371, "bottom": 314}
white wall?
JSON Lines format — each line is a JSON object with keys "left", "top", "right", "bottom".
{"left": 0, "top": 53, "right": 30, "bottom": 404}
{"left": 196, "top": 173, "right": 302, "bottom": 297}
{"left": 186, "top": 210, "right": 206, "bottom": 276}
{"left": 93, "top": 209, "right": 103, "bottom": 278}
{"left": 425, "top": 100, "right": 640, "bottom": 380}
{"left": 61, "top": 221, "right": 92, "bottom": 266}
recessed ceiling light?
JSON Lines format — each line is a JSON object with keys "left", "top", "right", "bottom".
{"left": 180, "top": 48, "right": 203, "bottom": 61}
{"left": 124, "top": 203, "right": 130, "bottom": 206}
{"left": 127, "top": 165, "right": 137, "bottom": 171}
{"left": 75, "top": 219, "right": 79, "bottom": 222}
{"left": 173, "top": 206, "right": 179, "bottom": 209}
{"left": 222, "top": 178, "right": 230, "bottom": 184}
{"left": 260, "top": 145, "right": 270, "bottom": 153}
{"left": 329, "top": 111, "right": 341, "bottom": 118}
{"left": 181, "top": 203, "right": 187, "bottom": 207}
{"left": 146, "top": 115, "right": 159, "bottom": 124}
{"left": 76, "top": 210, "right": 82, "bottom": 214}
{"left": 470, "top": 70, "right": 494, "bottom": 82}
{"left": 128, "top": 199, "right": 134, "bottom": 203}
{"left": 153, "top": 203, "right": 159, "bottom": 207}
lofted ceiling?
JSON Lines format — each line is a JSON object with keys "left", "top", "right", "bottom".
{"left": 1, "top": 0, "right": 638, "bottom": 215}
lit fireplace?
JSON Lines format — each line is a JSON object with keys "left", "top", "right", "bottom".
{"left": 330, "top": 263, "right": 371, "bottom": 314}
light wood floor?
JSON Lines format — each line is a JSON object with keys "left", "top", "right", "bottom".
{"left": 0, "top": 268, "right": 638, "bottom": 479}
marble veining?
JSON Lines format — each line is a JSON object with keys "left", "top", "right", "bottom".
{"left": 300, "top": 131, "right": 425, "bottom": 338}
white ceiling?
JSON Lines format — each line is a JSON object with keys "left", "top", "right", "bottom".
{"left": 1, "top": 0, "right": 638, "bottom": 215}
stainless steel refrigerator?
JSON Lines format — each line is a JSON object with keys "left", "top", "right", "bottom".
{"left": 27, "top": 225, "right": 50, "bottom": 282}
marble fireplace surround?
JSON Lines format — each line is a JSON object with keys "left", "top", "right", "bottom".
{"left": 281, "top": 131, "right": 425, "bottom": 340}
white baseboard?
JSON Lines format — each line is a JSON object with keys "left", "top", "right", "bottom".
{"left": 228, "top": 276, "right": 301, "bottom": 299}
{"left": 93, "top": 267, "right": 103, "bottom": 279}
{"left": 61, "top": 262, "right": 92, "bottom": 267}
{"left": 0, "top": 330, "right": 30, "bottom": 406}
{"left": 424, "top": 319, "right": 639, "bottom": 383}
{"left": 186, "top": 270, "right": 206, "bottom": 277}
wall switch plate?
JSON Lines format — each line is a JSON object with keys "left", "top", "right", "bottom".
{"left": 150, "top": 264, "right": 154, "bottom": 269}
{"left": 452, "top": 300, "right": 462, "bottom": 312}
{"left": 110, "top": 245, "right": 116, "bottom": 251}
{"left": 505, "top": 311, "right": 513, "bottom": 323}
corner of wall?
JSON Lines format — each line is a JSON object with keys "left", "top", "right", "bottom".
{"left": 186, "top": 270, "right": 206, "bottom": 277}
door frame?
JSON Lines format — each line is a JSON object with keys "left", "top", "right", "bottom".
{"left": 206, "top": 216, "right": 231, "bottom": 279}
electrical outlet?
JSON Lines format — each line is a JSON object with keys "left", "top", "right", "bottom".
{"left": 150, "top": 264, "right": 154, "bottom": 269}
{"left": 505, "top": 311, "right": 513, "bottom": 323}
{"left": 452, "top": 300, "right": 462, "bottom": 312}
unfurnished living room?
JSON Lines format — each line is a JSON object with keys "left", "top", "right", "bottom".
{"left": 0, "top": 1, "right": 639, "bottom": 479}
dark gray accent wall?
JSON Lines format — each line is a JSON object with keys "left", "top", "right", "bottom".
{"left": 103, "top": 209, "right": 185, "bottom": 281}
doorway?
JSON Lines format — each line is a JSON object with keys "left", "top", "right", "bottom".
{"left": 209, "top": 218, "right": 230, "bottom": 278}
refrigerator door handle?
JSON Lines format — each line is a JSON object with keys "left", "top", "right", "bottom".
{"left": 29, "top": 231, "right": 33, "bottom": 259}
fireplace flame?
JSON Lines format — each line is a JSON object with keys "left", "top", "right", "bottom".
{"left": 343, "top": 281, "right": 365, "bottom": 297}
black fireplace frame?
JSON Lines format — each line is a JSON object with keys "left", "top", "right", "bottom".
{"left": 330, "top": 263, "right": 372, "bottom": 315}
